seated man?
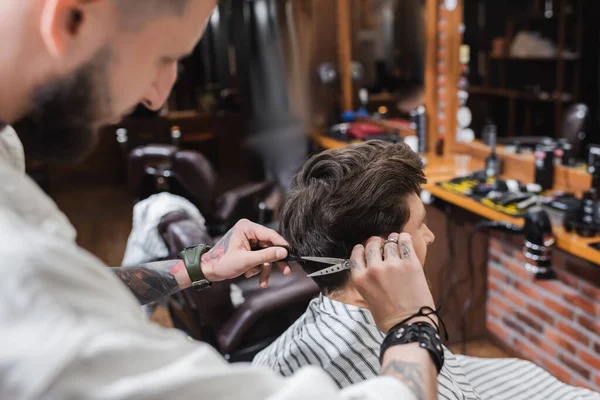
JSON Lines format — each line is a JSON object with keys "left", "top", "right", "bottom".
{"left": 253, "top": 141, "right": 599, "bottom": 400}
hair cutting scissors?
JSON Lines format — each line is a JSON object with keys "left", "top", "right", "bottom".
{"left": 279, "top": 251, "right": 350, "bottom": 277}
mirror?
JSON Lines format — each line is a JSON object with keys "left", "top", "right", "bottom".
{"left": 353, "top": 0, "right": 426, "bottom": 113}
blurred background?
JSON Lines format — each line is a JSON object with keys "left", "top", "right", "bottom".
{"left": 23, "top": 0, "right": 600, "bottom": 391}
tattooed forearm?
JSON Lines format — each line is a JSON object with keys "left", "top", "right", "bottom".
{"left": 381, "top": 360, "right": 425, "bottom": 400}
{"left": 202, "top": 229, "right": 233, "bottom": 263}
{"left": 112, "top": 264, "right": 182, "bottom": 305}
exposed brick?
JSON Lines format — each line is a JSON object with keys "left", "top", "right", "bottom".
{"left": 564, "top": 257, "right": 600, "bottom": 287}
{"left": 516, "top": 311, "right": 544, "bottom": 332}
{"left": 514, "top": 280, "right": 542, "bottom": 300}
{"left": 543, "top": 297, "right": 574, "bottom": 320}
{"left": 578, "top": 314, "right": 600, "bottom": 336}
{"left": 574, "top": 378, "right": 597, "bottom": 392}
{"left": 488, "top": 293, "right": 512, "bottom": 314}
{"left": 537, "top": 281, "right": 564, "bottom": 297}
{"left": 488, "top": 305, "right": 500, "bottom": 319}
{"left": 580, "top": 281, "right": 600, "bottom": 302}
{"left": 580, "top": 349, "right": 600, "bottom": 372}
{"left": 542, "top": 357, "right": 573, "bottom": 384}
{"left": 487, "top": 318, "right": 511, "bottom": 341}
{"left": 526, "top": 303, "right": 555, "bottom": 324}
{"left": 563, "top": 292, "right": 596, "bottom": 316}
{"left": 490, "top": 239, "right": 504, "bottom": 252}
{"left": 504, "top": 258, "right": 530, "bottom": 280}
{"left": 503, "top": 316, "right": 526, "bottom": 336}
{"left": 515, "top": 250, "right": 527, "bottom": 264}
{"left": 545, "top": 327, "right": 577, "bottom": 354}
{"left": 489, "top": 252, "right": 502, "bottom": 265}
{"left": 528, "top": 331, "right": 557, "bottom": 357}
{"left": 513, "top": 337, "right": 539, "bottom": 362}
{"left": 555, "top": 269, "right": 580, "bottom": 289}
{"left": 489, "top": 264, "right": 508, "bottom": 283}
{"left": 595, "top": 374, "right": 600, "bottom": 387}
{"left": 558, "top": 353, "right": 591, "bottom": 380}
{"left": 557, "top": 321, "right": 590, "bottom": 345}
{"left": 504, "top": 287, "right": 526, "bottom": 307}
{"left": 489, "top": 277, "right": 500, "bottom": 293}
{"left": 594, "top": 342, "right": 600, "bottom": 356}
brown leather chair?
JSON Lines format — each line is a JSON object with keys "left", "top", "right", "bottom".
{"left": 158, "top": 211, "right": 320, "bottom": 362}
{"left": 128, "top": 144, "right": 275, "bottom": 235}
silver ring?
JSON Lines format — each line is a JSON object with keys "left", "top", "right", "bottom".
{"left": 381, "top": 238, "right": 399, "bottom": 252}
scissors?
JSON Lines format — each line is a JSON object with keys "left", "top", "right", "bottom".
{"left": 279, "top": 250, "right": 350, "bottom": 277}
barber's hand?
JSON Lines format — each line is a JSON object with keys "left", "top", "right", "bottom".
{"left": 200, "top": 219, "right": 291, "bottom": 286}
{"left": 351, "top": 232, "right": 435, "bottom": 334}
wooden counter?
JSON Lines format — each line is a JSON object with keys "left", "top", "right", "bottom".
{"left": 311, "top": 134, "right": 600, "bottom": 265}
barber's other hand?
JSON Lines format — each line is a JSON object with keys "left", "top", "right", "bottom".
{"left": 200, "top": 219, "right": 290, "bottom": 285}
{"left": 351, "top": 232, "right": 435, "bottom": 334}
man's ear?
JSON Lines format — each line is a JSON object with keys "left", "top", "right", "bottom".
{"left": 40, "top": 0, "right": 89, "bottom": 58}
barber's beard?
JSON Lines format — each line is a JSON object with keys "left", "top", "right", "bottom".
{"left": 13, "top": 47, "right": 113, "bottom": 164}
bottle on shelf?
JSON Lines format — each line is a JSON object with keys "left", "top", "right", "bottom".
{"left": 483, "top": 120, "right": 502, "bottom": 178}
{"left": 171, "top": 126, "right": 182, "bottom": 147}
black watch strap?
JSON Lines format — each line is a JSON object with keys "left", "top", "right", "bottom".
{"left": 178, "top": 244, "right": 212, "bottom": 291}
{"left": 380, "top": 322, "right": 445, "bottom": 374}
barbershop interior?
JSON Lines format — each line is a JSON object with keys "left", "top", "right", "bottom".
{"left": 30, "top": 0, "right": 600, "bottom": 396}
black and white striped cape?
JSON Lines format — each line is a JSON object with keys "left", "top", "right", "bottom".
{"left": 253, "top": 295, "right": 599, "bottom": 400}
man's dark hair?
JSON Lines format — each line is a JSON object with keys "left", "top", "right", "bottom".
{"left": 280, "top": 140, "right": 426, "bottom": 294}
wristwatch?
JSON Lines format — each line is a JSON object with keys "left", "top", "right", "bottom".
{"left": 178, "top": 244, "right": 212, "bottom": 291}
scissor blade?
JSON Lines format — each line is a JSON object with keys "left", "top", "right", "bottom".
{"left": 307, "top": 262, "right": 351, "bottom": 277}
{"left": 301, "top": 256, "right": 347, "bottom": 264}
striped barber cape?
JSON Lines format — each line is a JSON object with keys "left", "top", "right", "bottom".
{"left": 253, "top": 295, "right": 599, "bottom": 400}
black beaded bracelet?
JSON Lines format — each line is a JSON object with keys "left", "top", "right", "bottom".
{"left": 380, "top": 322, "right": 445, "bottom": 374}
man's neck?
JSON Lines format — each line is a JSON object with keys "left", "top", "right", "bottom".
{"left": 327, "top": 281, "right": 369, "bottom": 310}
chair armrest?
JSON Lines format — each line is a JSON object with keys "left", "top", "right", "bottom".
{"left": 216, "top": 269, "right": 319, "bottom": 354}
{"left": 158, "top": 211, "right": 214, "bottom": 257}
{"left": 213, "top": 181, "right": 275, "bottom": 223}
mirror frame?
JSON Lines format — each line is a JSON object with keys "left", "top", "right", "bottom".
{"left": 336, "top": 0, "right": 464, "bottom": 155}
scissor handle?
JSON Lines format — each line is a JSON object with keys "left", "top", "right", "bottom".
{"left": 250, "top": 245, "right": 303, "bottom": 264}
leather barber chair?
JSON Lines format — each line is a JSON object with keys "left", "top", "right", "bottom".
{"left": 128, "top": 144, "right": 275, "bottom": 235}
{"left": 159, "top": 211, "right": 320, "bottom": 362}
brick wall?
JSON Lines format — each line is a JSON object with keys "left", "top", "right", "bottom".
{"left": 486, "top": 234, "right": 600, "bottom": 392}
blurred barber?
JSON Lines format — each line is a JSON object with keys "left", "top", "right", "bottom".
{"left": 0, "top": 1, "right": 441, "bottom": 399}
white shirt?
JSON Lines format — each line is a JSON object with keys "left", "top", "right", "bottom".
{"left": 253, "top": 295, "right": 600, "bottom": 400}
{"left": 0, "top": 127, "right": 417, "bottom": 400}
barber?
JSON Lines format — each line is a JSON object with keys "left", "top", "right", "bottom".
{"left": 0, "top": 1, "right": 441, "bottom": 399}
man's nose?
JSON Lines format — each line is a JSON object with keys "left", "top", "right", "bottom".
{"left": 141, "top": 63, "right": 178, "bottom": 111}
{"left": 427, "top": 227, "right": 435, "bottom": 245}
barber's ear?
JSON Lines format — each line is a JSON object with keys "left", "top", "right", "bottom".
{"left": 40, "top": 0, "right": 88, "bottom": 58}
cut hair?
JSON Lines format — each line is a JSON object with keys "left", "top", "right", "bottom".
{"left": 280, "top": 140, "right": 426, "bottom": 294}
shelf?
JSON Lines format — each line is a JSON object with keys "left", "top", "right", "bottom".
{"left": 489, "top": 54, "right": 580, "bottom": 61}
{"left": 468, "top": 86, "right": 573, "bottom": 103}
{"left": 368, "top": 92, "right": 395, "bottom": 102}
{"left": 509, "top": 13, "right": 575, "bottom": 24}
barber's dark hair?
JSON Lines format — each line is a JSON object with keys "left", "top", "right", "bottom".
{"left": 114, "top": 0, "right": 190, "bottom": 29}
{"left": 280, "top": 140, "right": 426, "bottom": 294}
